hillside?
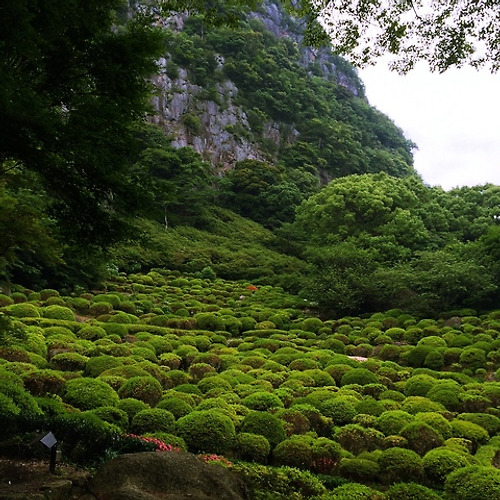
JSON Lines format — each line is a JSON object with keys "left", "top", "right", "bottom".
{"left": 2, "top": 270, "right": 500, "bottom": 499}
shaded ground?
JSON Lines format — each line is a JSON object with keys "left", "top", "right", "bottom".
{"left": 0, "top": 457, "right": 92, "bottom": 499}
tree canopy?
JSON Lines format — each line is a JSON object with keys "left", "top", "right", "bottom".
{"left": 289, "top": 0, "right": 500, "bottom": 72}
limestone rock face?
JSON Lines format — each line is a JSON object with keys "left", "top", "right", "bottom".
{"left": 148, "top": 0, "right": 362, "bottom": 171}
{"left": 88, "top": 452, "right": 246, "bottom": 500}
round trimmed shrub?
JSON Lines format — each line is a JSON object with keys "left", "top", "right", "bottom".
{"left": 422, "top": 448, "right": 470, "bottom": 485}
{"left": 399, "top": 421, "right": 444, "bottom": 455}
{"left": 242, "top": 391, "right": 284, "bottom": 411}
{"left": 84, "top": 356, "right": 124, "bottom": 378}
{"left": 176, "top": 409, "right": 235, "bottom": 454}
{"left": 131, "top": 408, "right": 175, "bottom": 434}
{"left": 338, "top": 458, "right": 380, "bottom": 482}
{"left": 385, "top": 482, "right": 444, "bottom": 500}
{"left": 116, "top": 398, "right": 149, "bottom": 420}
{"left": 415, "top": 412, "right": 452, "bottom": 439}
{"left": 401, "top": 396, "right": 446, "bottom": 415}
{"left": 156, "top": 396, "right": 192, "bottom": 418}
{"left": 87, "top": 406, "right": 129, "bottom": 431}
{"left": 42, "top": 305, "right": 75, "bottom": 321}
{"left": 23, "top": 369, "right": 66, "bottom": 396}
{"left": 117, "top": 376, "right": 163, "bottom": 406}
{"left": 197, "top": 375, "right": 233, "bottom": 394}
{"left": 234, "top": 432, "right": 271, "bottom": 463}
{"left": 320, "top": 397, "right": 357, "bottom": 425}
{"left": 5, "top": 303, "right": 40, "bottom": 318}
{"left": 340, "top": 368, "right": 378, "bottom": 386}
{"left": 456, "top": 412, "right": 500, "bottom": 436}
{"left": 334, "top": 424, "right": 384, "bottom": 455}
{"left": 240, "top": 410, "right": 286, "bottom": 448}
{"left": 445, "top": 465, "right": 500, "bottom": 499}
{"left": 450, "top": 420, "right": 489, "bottom": 450}
{"left": 378, "top": 447, "right": 424, "bottom": 484}
{"left": 329, "top": 483, "right": 377, "bottom": 499}
{"left": 77, "top": 325, "right": 107, "bottom": 340}
{"left": 49, "top": 352, "right": 88, "bottom": 372}
{"left": 62, "top": 378, "right": 119, "bottom": 410}
{"left": 404, "top": 375, "right": 435, "bottom": 397}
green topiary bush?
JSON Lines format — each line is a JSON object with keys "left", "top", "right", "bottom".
{"left": 241, "top": 410, "right": 287, "bottom": 448}
{"left": 234, "top": 432, "right": 271, "bottom": 463}
{"left": 131, "top": 408, "right": 175, "bottom": 434}
{"left": 62, "top": 378, "right": 119, "bottom": 410}
{"left": 117, "top": 376, "right": 163, "bottom": 406}
{"left": 377, "top": 447, "right": 424, "bottom": 484}
{"left": 156, "top": 396, "right": 192, "bottom": 418}
{"left": 320, "top": 397, "right": 358, "bottom": 425}
{"left": 87, "top": 406, "right": 129, "bottom": 431}
{"left": 384, "top": 482, "right": 444, "bottom": 500}
{"left": 84, "top": 355, "right": 124, "bottom": 377}
{"left": 445, "top": 465, "right": 500, "bottom": 499}
{"left": 333, "top": 424, "right": 385, "bottom": 455}
{"left": 49, "top": 352, "right": 88, "bottom": 371}
{"left": 41, "top": 305, "right": 75, "bottom": 321}
{"left": 327, "top": 483, "right": 378, "bottom": 499}
{"left": 338, "top": 457, "right": 380, "bottom": 483}
{"left": 116, "top": 398, "right": 150, "bottom": 420}
{"left": 340, "top": 368, "right": 378, "bottom": 386}
{"left": 399, "top": 421, "right": 444, "bottom": 455}
{"left": 242, "top": 391, "right": 284, "bottom": 411}
{"left": 5, "top": 303, "right": 40, "bottom": 318}
{"left": 422, "top": 448, "right": 471, "bottom": 485}
{"left": 450, "top": 420, "right": 489, "bottom": 451}
{"left": 176, "top": 409, "right": 235, "bottom": 454}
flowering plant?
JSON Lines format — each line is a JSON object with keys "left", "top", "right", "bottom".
{"left": 125, "top": 433, "right": 181, "bottom": 452}
{"left": 198, "top": 453, "right": 233, "bottom": 467}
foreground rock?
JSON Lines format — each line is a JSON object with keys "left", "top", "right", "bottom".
{"left": 88, "top": 452, "right": 247, "bottom": 500}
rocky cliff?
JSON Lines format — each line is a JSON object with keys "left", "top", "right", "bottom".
{"left": 148, "top": 0, "right": 367, "bottom": 172}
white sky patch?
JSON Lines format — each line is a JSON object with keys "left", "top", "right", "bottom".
{"left": 358, "top": 62, "right": 500, "bottom": 190}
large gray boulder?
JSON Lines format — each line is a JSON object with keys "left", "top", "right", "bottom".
{"left": 88, "top": 452, "right": 247, "bottom": 500}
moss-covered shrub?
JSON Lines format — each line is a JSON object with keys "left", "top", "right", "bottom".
{"left": 445, "top": 465, "right": 500, "bottom": 499}
{"left": 117, "top": 376, "right": 163, "bottom": 406}
{"left": 450, "top": 420, "right": 489, "bottom": 450}
{"left": 415, "top": 412, "right": 452, "bottom": 439}
{"left": 384, "top": 482, "right": 444, "bottom": 500}
{"left": 156, "top": 396, "right": 192, "bottom": 418}
{"left": 116, "top": 397, "right": 150, "bottom": 420}
{"left": 234, "top": 432, "right": 271, "bottom": 463}
{"left": 456, "top": 412, "right": 500, "bottom": 436}
{"left": 87, "top": 406, "right": 129, "bottom": 431}
{"left": 62, "top": 378, "right": 120, "bottom": 410}
{"left": 422, "top": 448, "right": 471, "bottom": 485}
{"left": 176, "top": 409, "right": 235, "bottom": 454}
{"left": 84, "top": 355, "right": 124, "bottom": 377}
{"left": 77, "top": 325, "right": 107, "bottom": 341}
{"left": 399, "top": 421, "right": 444, "bottom": 455}
{"left": 320, "top": 397, "right": 357, "bottom": 425}
{"left": 378, "top": 447, "right": 424, "bottom": 484}
{"left": 242, "top": 391, "right": 284, "bottom": 411}
{"left": 131, "top": 408, "right": 175, "bottom": 434}
{"left": 5, "top": 303, "right": 40, "bottom": 318}
{"left": 327, "top": 483, "right": 377, "bottom": 499}
{"left": 334, "top": 424, "right": 385, "bottom": 455}
{"left": 41, "top": 305, "right": 75, "bottom": 321}
{"left": 340, "top": 368, "right": 378, "bottom": 387}
{"left": 338, "top": 457, "right": 380, "bottom": 483}
{"left": 241, "top": 410, "right": 287, "bottom": 448}
{"left": 23, "top": 369, "right": 66, "bottom": 396}
{"left": 49, "top": 352, "right": 88, "bottom": 372}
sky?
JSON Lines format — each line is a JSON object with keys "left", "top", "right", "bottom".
{"left": 358, "top": 63, "right": 500, "bottom": 191}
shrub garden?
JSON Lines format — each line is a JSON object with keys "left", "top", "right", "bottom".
{"left": 2, "top": 269, "right": 500, "bottom": 498}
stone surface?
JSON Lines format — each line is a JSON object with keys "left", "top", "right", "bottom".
{"left": 88, "top": 452, "right": 246, "bottom": 500}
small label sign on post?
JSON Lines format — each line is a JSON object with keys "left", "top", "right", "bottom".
{"left": 40, "top": 432, "right": 58, "bottom": 473}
